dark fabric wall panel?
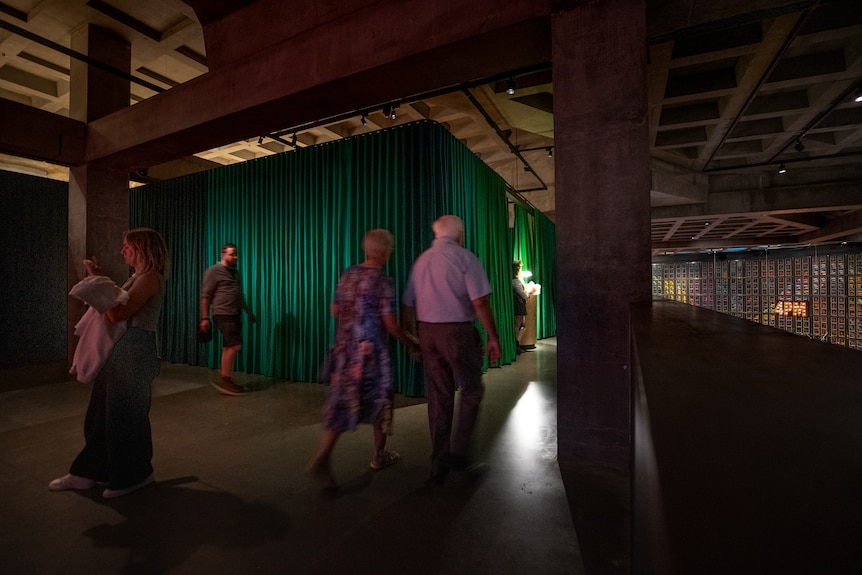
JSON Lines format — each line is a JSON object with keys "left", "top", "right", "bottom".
{"left": 0, "top": 170, "right": 68, "bottom": 367}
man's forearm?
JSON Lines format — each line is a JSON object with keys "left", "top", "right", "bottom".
{"left": 472, "top": 296, "right": 499, "bottom": 342}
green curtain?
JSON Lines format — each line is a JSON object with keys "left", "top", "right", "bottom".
{"left": 513, "top": 204, "right": 535, "bottom": 275}
{"left": 130, "top": 172, "right": 209, "bottom": 366}
{"left": 511, "top": 202, "right": 557, "bottom": 341}
{"left": 533, "top": 210, "right": 557, "bottom": 339}
{"left": 134, "top": 121, "right": 512, "bottom": 395}
{"left": 440, "top": 133, "right": 515, "bottom": 368}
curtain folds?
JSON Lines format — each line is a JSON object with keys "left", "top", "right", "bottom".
{"left": 512, "top": 203, "right": 557, "bottom": 341}
{"left": 533, "top": 210, "right": 557, "bottom": 339}
{"left": 131, "top": 172, "right": 209, "bottom": 366}
{"left": 134, "top": 121, "right": 523, "bottom": 395}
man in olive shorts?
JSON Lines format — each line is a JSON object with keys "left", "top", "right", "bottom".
{"left": 200, "top": 243, "right": 256, "bottom": 395}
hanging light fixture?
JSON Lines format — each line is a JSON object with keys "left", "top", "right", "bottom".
{"left": 547, "top": 147, "right": 553, "bottom": 158}
{"left": 507, "top": 77, "right": 516, "bottom": 95}
{"left": 360, "top": 115, "right": 367, "bottom": 126}
{"left": 794, "top": 139, "right": 805, "bottom": 152}
{"left": 778, "top": 163, "right": 787, "bottom": 174}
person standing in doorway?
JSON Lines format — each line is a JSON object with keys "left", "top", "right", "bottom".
{"left": 512, "top": 260, "right": 530, "bottom": 354}
{"left": 200, "top": 243, "right": 256, "bottom": 395}
{"left": 402, "top": 215, "right": 501, "bottom": 483}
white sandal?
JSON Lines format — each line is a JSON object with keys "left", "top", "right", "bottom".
{"left": 370, "top": 450, "right": 400, "bottom": 470}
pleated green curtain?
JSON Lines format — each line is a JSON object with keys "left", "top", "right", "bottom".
{"left": 512, "top": 202, "right": 557, "bottom": 341}
{"left": 139, "top": 120, "right": 513, "bottom": 395}
{"left": 533, "top": 210, "right": 557, "bottom": 339}
{"left": 439, "top": 132, "right": 515, "bottom": 367}
{"left": 513, "top": 204, "right": 536, "bottom": 280}
{"left": 130, "top": 172, "right": 209, "bottom": 366}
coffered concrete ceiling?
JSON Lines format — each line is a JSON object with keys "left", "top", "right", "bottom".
{"left": 1, "top": 0, "right": 861, "bottom": 254}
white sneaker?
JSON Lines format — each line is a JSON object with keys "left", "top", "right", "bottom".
{"left": 48, "top": 473, "right": 95, "bottom": 491}
{"left": 102, "top": 474, "right": 154, "bottom": 499}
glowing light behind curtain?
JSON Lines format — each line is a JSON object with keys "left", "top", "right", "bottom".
{"left": 512, "top": 203, "right": 558, "bottom": 340}
{"left": 513, "top": 204, "right": 535, "bottom": 276}
{"left": 533, "top": 210, "right": 557, "bottom": 338}
{"left": 130, "top": 172, "right": 209, "bottom": 366}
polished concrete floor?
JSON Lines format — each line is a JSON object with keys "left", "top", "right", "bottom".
{"left": 0, "top": 339, "right": 587, "bottom": 575}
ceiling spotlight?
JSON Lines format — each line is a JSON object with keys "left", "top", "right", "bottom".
{"left": 778, "top": 163, "right": 787, "bottom": 174}
{"left": 855, "top": 87, "right": 862, "bottom": 103}
{"left": 547, "top": 147, "right": 553, "bottom": 158}
{"left": 383, "top": 104, "right": 391, "bottom": 118}
{"left": 794, "top": 139, "right": 805, "bottom": 152}
{"left": 390, "top": 105, "right": 398, "bottom": 120}
{"left": 290, "top": 133, "right": 297, "bottom": 146}
{"left": 507, "top": 77, "right": 515, "bottom": 95}
{"left": 258, "top": 135, "right": 264, "bottom": 145}
{"left": 360, "top": 115, "right": 367, "bottom": 126}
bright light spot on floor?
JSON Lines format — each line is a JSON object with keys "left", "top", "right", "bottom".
{"left": 506, "top": 382, "right": 557, "bottom": 460}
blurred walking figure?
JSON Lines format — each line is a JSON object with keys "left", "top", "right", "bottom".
{"left": 402, "top": 215, "right": 500, "bottom": 483}
{"left": 307, "top": 229, "right": 419, "bottom": 489}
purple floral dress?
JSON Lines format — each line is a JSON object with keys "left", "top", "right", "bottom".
{"left": 324, "top": 265, "right": 394, "bottom": 434}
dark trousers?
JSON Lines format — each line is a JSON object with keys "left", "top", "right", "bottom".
{"left": 70, "top": 328, "right": 160, "bottom": 490}
{"left": 418, "top": 322, "right": 484, "bottom": 472}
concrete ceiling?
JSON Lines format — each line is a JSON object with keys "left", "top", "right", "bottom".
{"left": 1, "top": 0, "right": 861, "bottom": 254}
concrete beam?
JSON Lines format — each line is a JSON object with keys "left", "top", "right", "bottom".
{"left": 647, "top": 0, "right": 806, "bottom": 39}
{"left": 799, "top": 208, "right": 862, "bottom": 242}
{"left": 651, "top": 180, "right": 862, "bottom": 219}
{"left": 84, "top": 0, "right": 551, "bottom": 171}
{"left": 0, "top": 98, "right": 85, "bottom": 165}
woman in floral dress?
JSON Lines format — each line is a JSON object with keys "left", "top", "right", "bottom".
{"left": 307, "top": 229, "right": 419, "bottom": 488}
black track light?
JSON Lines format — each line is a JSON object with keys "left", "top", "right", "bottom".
{"left": 360, "top": 115, "right": 367, "bottom": 126}
{"left": 383, "top": 104, "right": 391, "bottom": 118}
{"left": 855, "top": 86, "right": 862, "bottom": 103}
{"left": 778, "top": 163, "right": 787, "bottom": 174}
{"left": 794, "top": 139, "right": 805, "bottom": 152}
{"left": 290, "top": 133, "right": 297, "bottom": 146}
{"left": 390, "top": 105, "right": 397, "bottom": 120}
{"left": 547, "top": 147, "right": 553, "bottom": 158}
{"left": 258, "top": 135, "right": 264, "bottom": 145}
{"left": 507, "top": 77, "right": 515, "bottom": 95}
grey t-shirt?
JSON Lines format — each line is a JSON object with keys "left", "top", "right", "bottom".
{"left": 123, "top": 274, "right": 165, "bottom": 331}
{"left": 201, "top": 263, "right": 244, "bottom": 315}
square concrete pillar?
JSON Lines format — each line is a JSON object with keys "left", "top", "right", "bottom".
{"left": 553, "top": 0, "right": 652, "bottom": 470}
{"left": 66, "top": 25, "right": 131, "bottom": 363}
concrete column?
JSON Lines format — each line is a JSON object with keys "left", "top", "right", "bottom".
{"left": 67, "top": 26, "right": 131, "bottom": 363}
{"left": 553, "top": 0, "right": 651, "bottom": 470}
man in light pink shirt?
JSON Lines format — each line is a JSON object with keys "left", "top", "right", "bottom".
{"left": 402, "top": 215, "right": 500, "bottom": 483}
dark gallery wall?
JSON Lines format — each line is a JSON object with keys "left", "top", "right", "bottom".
{"left": 1, "top": 170, "right": 68, "bottom": 367}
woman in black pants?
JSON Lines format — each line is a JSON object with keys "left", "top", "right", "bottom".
{"left": 50, "top": 228, "right": 168, "bottom": 499}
